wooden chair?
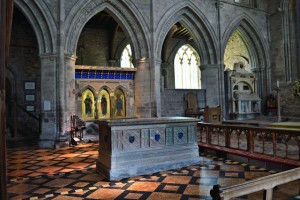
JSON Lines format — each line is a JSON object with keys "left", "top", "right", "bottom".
{"left": 70, "top": 114, "right": 86, "bottom": 145}
{"left": 185, "top": 92, "right": 204, "bottom": 119}
{"left": 266, "top": 94, "right": 277, "bottom": 116}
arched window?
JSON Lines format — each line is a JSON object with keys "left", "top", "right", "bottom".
{"left": 120, "top": 44, "right": 134, "bottom": 68}
{"left": 174, "top": 45, "right": 201, "bottom": 89}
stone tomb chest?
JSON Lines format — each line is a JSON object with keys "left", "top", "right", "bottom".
{"left": 95, "top": 117, "right": 200, "bottom": 180}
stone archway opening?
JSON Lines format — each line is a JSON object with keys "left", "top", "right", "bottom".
{"left": 224, "top": 30, "right": 262, "bottom": 120}
{"left": 74, "top": 10, "right": 136, "bottom": 126}
{"left": 6, "top": 6, "right": 41, "bottom": 148}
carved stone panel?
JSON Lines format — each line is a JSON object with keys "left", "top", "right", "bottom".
{"left": 174, "top": 126, "right": 188, "bottom": 145}
{"left": 150, "top": 127, "right": 166, "bottom": 147}
{"left": 122, "top": 129, "right": 141, "bottom": 150}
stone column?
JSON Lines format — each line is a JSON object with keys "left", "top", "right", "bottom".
{"left": 39, "top": 53, "right": 76, "bottom": 149}
{"left": 133, "top": 58, "right": 151, "bottom": 118}
{"left": 150, "top": 59, "right": 162, "bottom": 117}
{"left": 39, "top": 53, "right": 58, "bottom": 148}
{"left": 200, "top": 64, "right": 222, "bottom": 107}
{"left": 55, "top": 54, "right": 76, "bottom": 148}
{"left": 253, "top": 67, "right": 266, "bottom": 98}
{"left": 161, "top": 62, "right": 175, "bottom": 90}
{"left": 64, "top": 54, "right": 76, "bottom": 116}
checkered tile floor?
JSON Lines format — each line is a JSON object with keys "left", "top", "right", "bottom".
{"left": 6, "top": 143, "right": 299, "bottom": 200}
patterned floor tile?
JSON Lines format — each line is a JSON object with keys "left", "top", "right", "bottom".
{"left": 8, "top": 183, "right": 38, "bottom": 194}
{"left": 86, "top": 188, "right": 125, "bottom": 199}
{"left": 127, "top": 182, "right": 160, "bottom": 192}
{"left": 5, "top": 143, "right": 298, "bottom": 200}
{"left": 146, "top": 192, "right": 182, "bottom": 200}
{"left": 162, "top": 176, "right": 192, "bottom": 184}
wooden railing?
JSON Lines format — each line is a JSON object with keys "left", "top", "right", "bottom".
{"left": 197, "top": 122, "right": 300, "bottom": 166}
{"left": 197, "top": 122, "right": 300, "bottom": 199}
{"left": 210, "top": 167, "right": 300, "bottom": 200}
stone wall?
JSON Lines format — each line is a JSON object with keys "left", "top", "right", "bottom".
{"left": 161, "top": 89, "right": 206, "bottom": 117}
{"left": 7, "top": 8, "right": 40, "bottom": 115}
{"left": 6, "top": 0, "right": 299, "bottom": 148}
{"left": 279, "top": 84, "right": 300, "bottom": 121}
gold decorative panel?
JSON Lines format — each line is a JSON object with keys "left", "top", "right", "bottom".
{"left": 82, "top": 89, "right": 95, "bottom": 119}
{"left": 98, "top": 89, "right": 110, "bottom": 119}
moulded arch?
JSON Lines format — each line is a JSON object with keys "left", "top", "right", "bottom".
{"left": 156, "top": 1, "right": 218, "bottom": 65}
{"left": 64, "top": 0, "right": 150, "bottom": 59}
{"left": 114, "top": 85, "right": 128, "bottom": 96}
{"left": 98, "top": 85, "right": 113, "bottom": 95}
{"left": 222, "top": 14, "right": 270, "bottom": 70}
{"left": 14, "top": 0, "right": 56, "bottom": 53}
{"left": 80, "top": 85, "right": 97, "bottom": 98}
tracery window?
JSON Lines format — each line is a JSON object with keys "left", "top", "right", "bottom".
{"left": 120, "top": 44, "right": 134, "bottom": 68}
{"left": 174, "top": 44, "right": 201, "bottom": 89}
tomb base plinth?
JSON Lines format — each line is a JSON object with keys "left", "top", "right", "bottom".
{"left": 95, "top": 117, "right": 200, "bottom": 180}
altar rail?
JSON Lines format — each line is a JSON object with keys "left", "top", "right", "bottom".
{"left": 210, "top": 167, "right": 300, "bottom": 200}
{"left": 197, "top": 123, "right": 300, "bottom": 166}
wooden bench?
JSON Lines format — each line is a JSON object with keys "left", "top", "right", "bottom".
{"left": 70, "top": 114, "right": 86, "bottom": 145}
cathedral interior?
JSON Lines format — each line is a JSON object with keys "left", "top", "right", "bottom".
{"left": 1, "top": 0, "right": 300, "bottom": 199}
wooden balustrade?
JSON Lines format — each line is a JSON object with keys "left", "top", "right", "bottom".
{"left": 197, "top": 122, "right": 300, "bottom": 166}
{"left": 210, "top": 167, "right": 300, "bottom": 200}
{"left": 197, "top": 122, "right": 300, "bottom": 199}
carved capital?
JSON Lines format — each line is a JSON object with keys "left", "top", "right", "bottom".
{"left": 65, "top": 53, "right": 77, "bottom": 61}
{"left": 215, "top": 1, "right": 224, "bottom": 9}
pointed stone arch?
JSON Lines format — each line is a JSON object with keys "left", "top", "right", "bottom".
{"left": 222, "top": 14, "right": 270, "bottom": 71}
{"left": 14, "top": 0, "right": 56, "bottom": 53}
{"left": 156, "top": 2, "right": 218, "bottom": 65}
{"left": 64, "top": 0, "right": 150, "bottom": 59}
{"left": 80, "top": 85, "right": 97, "bottom": 97}
{"left": 222, "top": 14, "right": 271, "bottom": 97}
{"left": 99, "top": 85, "right": 113, "bottom": 95}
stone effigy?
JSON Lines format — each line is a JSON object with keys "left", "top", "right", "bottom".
{"left": 95, "top": 117, "right": 200, "bottom": 180}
